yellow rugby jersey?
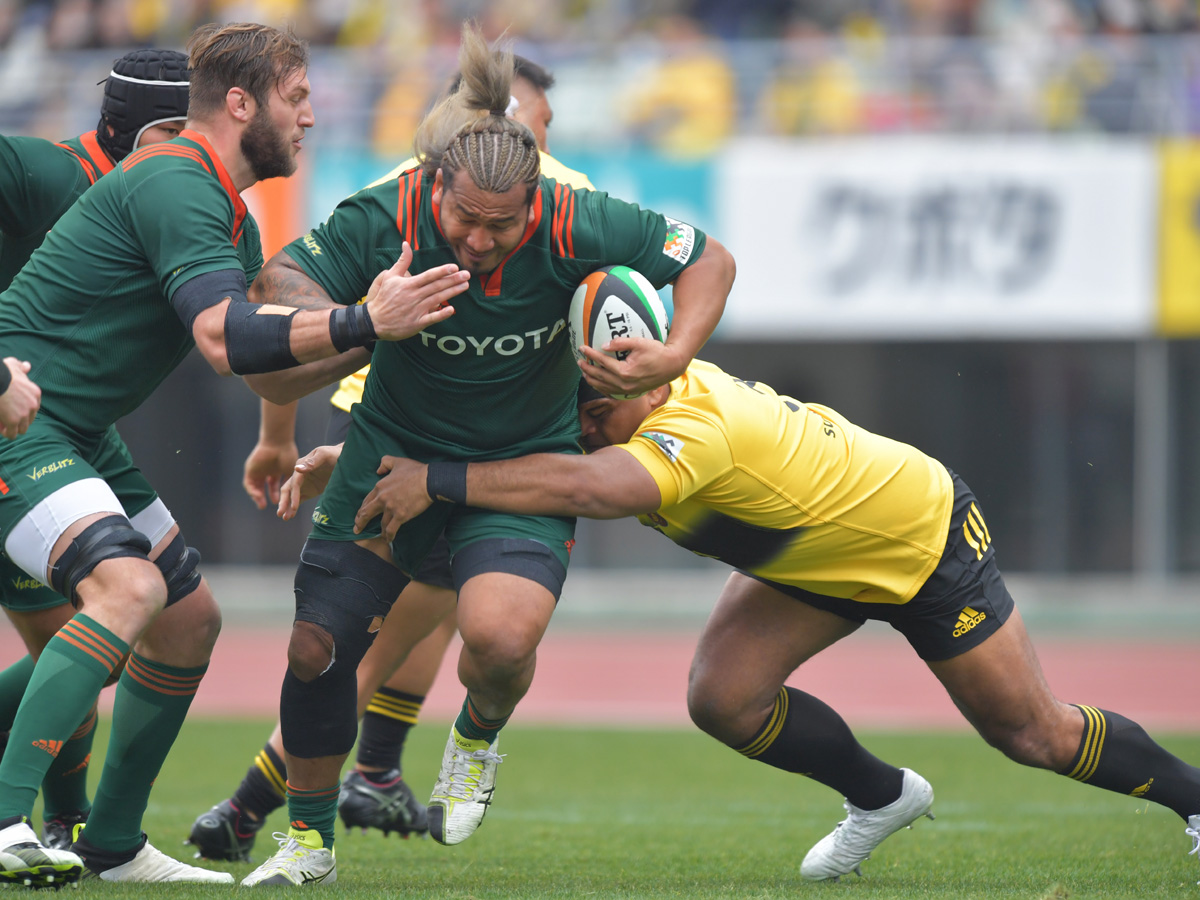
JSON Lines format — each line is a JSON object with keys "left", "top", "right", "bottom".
{"left": 329, "top": 151, "right": 596, "bottom": 412}
{"left": 620, "top": 361, "right": 954, "bottom": 605}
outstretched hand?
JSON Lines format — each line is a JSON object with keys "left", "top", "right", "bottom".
{"left": 243, "top": 438, "right": 299, "bottom": 510}
{"left": 277, "top": 443, "right": 344, "bottom": 520}
{"left": 578, "top": 338, "right": 686, "bottom": 398}
{"left": 365, "top": 242, "right": 470, "bottom": 341}
{"left": 354, "top": 456, "right": 432, "bottom": 541}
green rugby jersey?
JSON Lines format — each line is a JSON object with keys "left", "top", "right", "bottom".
{"left": 0, "top": 131, "right": 114, "bottom": 291}
{"left": 0, "top": 130, "right": 262, "bottom": 434}
{"left": 285, "top": 170, "right": 706, "bottom": 456}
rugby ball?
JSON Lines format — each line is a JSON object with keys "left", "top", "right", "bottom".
{"left": 568, "top": 265, "right": 670, "bottom": 400}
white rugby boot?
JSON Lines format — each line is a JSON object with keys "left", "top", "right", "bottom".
{"left": 241, "top": 829, "right": 336, "bottom": 887}
{"left": 90, "top": 839, "right": 234, "bottom": 883}
{"left": 800, "top": 768, "right": 935, "bottom": 882}
{"left": 0, "top": 816, "right": 83, "bottom": 888}
{"left": 1186, "top": 814, "right": 1199, "bottom": 885}
{"left": 428, "top": 726, "right": 504, "bottom": 845}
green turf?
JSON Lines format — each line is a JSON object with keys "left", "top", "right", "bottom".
{"left": 39, "top": 719, "right": 1200, "bottom": 899}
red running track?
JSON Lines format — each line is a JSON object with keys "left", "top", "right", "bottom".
{"left": 4, "top": 625, "right": 1189, "bottom": 731}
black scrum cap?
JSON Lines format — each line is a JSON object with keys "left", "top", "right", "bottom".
{"left": 96, "top": 48, "right": 190, "bottom": 162}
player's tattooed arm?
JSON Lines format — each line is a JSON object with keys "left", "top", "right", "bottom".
{"left": 249, "top": 252, "right": 338, "bottom": 310}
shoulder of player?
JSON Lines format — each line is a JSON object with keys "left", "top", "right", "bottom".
{"left": 537, "top": 152, "right": 595, "bottom": 192}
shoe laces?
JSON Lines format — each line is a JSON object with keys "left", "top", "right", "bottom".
{"left": 258, "top": 833, "right": 313, "bottom": 873}
{"left": 1187, "top": 821, "right": 1200, "bottom": 858}
{"left": 443, "top": 746, "right": 504, "bottom": 801}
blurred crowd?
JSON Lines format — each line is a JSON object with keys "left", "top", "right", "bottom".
{"left": 3, "top": 0, "right": 1200, "bottom": 152}
{"left": 1, "top": 0, "right": 1196, "bottom": 48}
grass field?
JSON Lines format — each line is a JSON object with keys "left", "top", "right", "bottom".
{"left": 44, "top": 719, "right": 1200, "bottom": 900}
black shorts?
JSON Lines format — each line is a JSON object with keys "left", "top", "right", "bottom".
{"left": 326, "top": 406, "right": 455, "bottom": 592}
{"left": 743, "top": 468, "right": 1014, "bottom": 662}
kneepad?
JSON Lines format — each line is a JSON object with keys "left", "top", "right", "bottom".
{"left": 154, "top": 532, "right": 202, "bottom": 608}
{"left": 282, "top": 539, "right": 409, "bottom": 757}
{"left": 50, "top": 515, "right": 152, "bottom": 606}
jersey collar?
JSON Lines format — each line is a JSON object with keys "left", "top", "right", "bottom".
{"left": 180, "top": 129, "right": 248, "bottom": 243}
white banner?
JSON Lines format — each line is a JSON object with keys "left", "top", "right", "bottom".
{"left": 716, "top": 138, "right": 1157, "bottom": 339}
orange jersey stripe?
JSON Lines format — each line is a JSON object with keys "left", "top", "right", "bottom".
{"left": 78, "top": 131, "right": 114, "bottom": 178}
{"left": 123, "top": 145, "right": 211, "bottom": 176}
{"left": 563, "top": 189, "right": 576, "bottom": 258}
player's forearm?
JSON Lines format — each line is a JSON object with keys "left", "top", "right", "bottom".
{"left": 257, "top": 398, "right": 298, "bottom": 444}
{"left": 464, "top": 450, "right": 659, "bottom": 520}
{"left": 250, "top": 252, "right": 338, "bottom": 310}
{"left": 243, "top": 348, "right": 370, "bottom": 404}
{"left": 666, "top": 237, "right": 735, "bottom": 371}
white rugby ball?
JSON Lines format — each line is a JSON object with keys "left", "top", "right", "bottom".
{"left": 568, "top": 265, "right": 670, "bottom": 400}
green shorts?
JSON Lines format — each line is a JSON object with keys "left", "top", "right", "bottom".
{"left": 311, "top": 401, "right": 577, "bottom": 578}
{"left": 0, "top": 552, "right": 63, "bottom": 611}
{"left": 0, "top": 420, "right": 159, "bottom": 608}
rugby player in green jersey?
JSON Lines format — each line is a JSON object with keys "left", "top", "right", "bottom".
{"left": 0, "top": 48, "right": 189, "bottom": 854}
{"left": 190, "top": 54, "right": 593, "bottom": 862}
{"left": 0, "top": 22, "right": 469, "bottom": 889}
{"left": 339, "top": 363, "right": 1200, "bottom": 887}
{"left": 237, "top": 23, "right": 735, "bottom": 888}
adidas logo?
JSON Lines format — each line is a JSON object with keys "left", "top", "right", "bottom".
{"left": 952, "top": 607, "right": 987, "bottom": 638}
{"left": 1130, "top": 777, "right": 1154, "bottom": 797}
{"left": 32, "top": 739, "right": 63, "bottom": 758}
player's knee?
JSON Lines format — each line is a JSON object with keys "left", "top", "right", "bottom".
{"left": 686, "top": 682, "right": 744, "bottom": 743}
{"left": 108, "top": 560, "right": 169, "bottom": 620}
{"left": 173, "top": 578, "right": 223, "bottom": 654}
{"left": 288, "top": 620, "right": 334, "bottom": 683}
{"left": 52, "top": 515, "right": 156, "bottom": 608}
{"left": 977, "top": 720, "right": 1063, "bottom": 770}
{"left": 460, "top": 628, "right": 537, "bottom": 681}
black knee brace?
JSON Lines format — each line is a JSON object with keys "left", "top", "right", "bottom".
{"left": 154, "top": 532, "right": 202, "bottom": 608}
{"left": 50, "top": 515, "right": 152, "bottom": 606}
{"left": 281, "top": 539, "right": 409, "bottom": 759}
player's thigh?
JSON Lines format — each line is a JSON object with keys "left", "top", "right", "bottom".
{"left": 447, "top": 507, "right": 571, "bottom": 659}
{"left": 926, "top": 607, "right": 1076, "bottom": 743}
{"left": 691, "top": 571, "right": 862, "bottom": 712}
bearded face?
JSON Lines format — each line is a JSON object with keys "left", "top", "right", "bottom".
{"left": 240, "top": 101, "right": 296, "bottom": 182}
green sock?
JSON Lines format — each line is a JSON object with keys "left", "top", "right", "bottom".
{"left": 453, "top": 695, "right": 509, "bottom": 744}
{"left": 41, "top": 705, "right": 97, "bottom": 820}
{"left": 286, "top": 783, "right": 340, "bottom": 849}
{"left": 84, "top": 653, "right": 206, "bottom": 852}
{"left": 0, "top": 615, "right": 126, "bottom": 820}
{"left": 0, "top": 656, "right": 35, "bottom": 728}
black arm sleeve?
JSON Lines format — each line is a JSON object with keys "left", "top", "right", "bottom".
{"left": 170, "top": 269, "right": 248, "bottom": 331}
{"left": 171, "top": 269, "right": 300, "bottom": 375}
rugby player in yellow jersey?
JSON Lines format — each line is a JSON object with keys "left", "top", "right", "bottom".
{"left": 189, "top": 55, "right": 597, "bottom": 862}
{"left": 324, "top": 360, "right": 1200, "bottom": 886}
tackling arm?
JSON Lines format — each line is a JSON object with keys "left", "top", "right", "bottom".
{"left": 354, "top": 449, "right": 662, "bottom": 541}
